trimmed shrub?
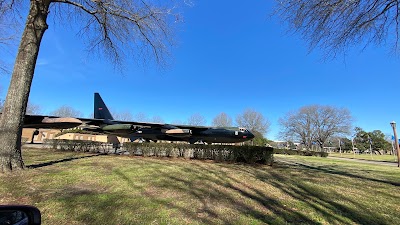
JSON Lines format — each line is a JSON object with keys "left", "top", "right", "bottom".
{"left": 124, "top": 143, "right": 273, "bottom": 164}
{"left": 274, "top": 148, "right": 328, "bottom": 157}
{"left": 44, "top": 139, "right": 104, "bottom": 152}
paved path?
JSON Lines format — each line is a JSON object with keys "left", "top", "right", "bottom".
{"left": 327, "top": 156, "right": 398, "bottom": 167}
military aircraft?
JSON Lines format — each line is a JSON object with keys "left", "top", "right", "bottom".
{"left": 80, "top": 93, "right": 255, "bottom": 144}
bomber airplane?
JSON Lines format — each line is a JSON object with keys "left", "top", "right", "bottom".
{"left": 79, "top": 93, "right": 255, "bottom": 144}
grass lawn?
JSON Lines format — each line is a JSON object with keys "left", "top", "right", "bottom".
{"left": 1, "top": 148, "right": 400, "bottom": 225}
{"left": 329, "top": 152, "right": 399, "bottom": 163}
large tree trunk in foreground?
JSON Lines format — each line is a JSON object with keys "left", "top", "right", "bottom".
{"left": 0, "top": 0, "right": 49, "bottom": 172}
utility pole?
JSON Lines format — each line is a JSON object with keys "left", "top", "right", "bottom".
{"left": 390, "top": 121, "right": 400, "bottom": 167}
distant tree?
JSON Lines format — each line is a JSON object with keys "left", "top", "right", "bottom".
{"left": 0, "top": 0, "right": 179, "bottom": 172}
{"left": 133, "top": 112, "right": 149, "bottom": 122}
{"left": 337, "top": 137, "right": 353, "bottom": 152}
{"left": 113, "top": 111, "right": 133, "bottom": 121}
{"left": 236, "top": 109, "right": 270, "bottom": 135}
{"left": 353, "top": 127, "right": 370, "bottom": 152}
{"left": 26, "top": 102, "right": 42, "bottom": 115}
{"left": 51, "top": 105, "right": 83, "bottom": 118}
{"left": 171, "top": 119, "right": 186, "bottom": 125}
{"left": 279, "top": 105, "right": 352, "bottom": 150}
{"left": 276, "top": 0, "right": 400, "bottom": 57}
{"left": 354, "top": 127, "right": 391, "bottom": 154}
{"left": 212, "top": 112, "right": 232, "bottom": 127}
{"left": 187, "top": 113, "right": 207, "bottom": 126}
{"left": 3, "top": 99, "right": 42, "bottom": 114}
{"left": 151, "top": 116, "right": 164, "bottom": 124}
{"left": 251, "top": 130, "right": 271, "bottom": 146}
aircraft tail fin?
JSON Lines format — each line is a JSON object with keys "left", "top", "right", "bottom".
{"left": 94, "top": 93, "right": 114, "bottom": 120}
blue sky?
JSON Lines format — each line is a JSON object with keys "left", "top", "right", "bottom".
{"left": 1, "top": 1, "right": 400, "bottom": 140}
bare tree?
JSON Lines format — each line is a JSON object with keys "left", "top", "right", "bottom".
{"left": 235, "top": 109, "right": 270, "bottom": 135}
{"left": 26, "top": 102, "right": 42, "bottom": 115}
{"left": 0, "top": 1, "right": 178, "bottom": 171}
{"left": 279, "top": 105, "right": 353, "bottom": 150}
{"left": 187, "top": 113, "right": 206, "bottom": 126}
{"left": 171, "top": 119, "right": 186, "bottom": 125}
{"left": 151, "top": 115, "right": 164, "bottom": 123}
{"left": 276, "top": 0, "right": 400, "bottom": 56}
{"left": 113, "top": 111, "right": 133, "bottom": 121}
{"left": 51, "top": 105, "right": 83, "bottom": 117}
{"left": 212, "top": 112, "right": 232, "bottom": 127}
{"left": 133, "top": 112, "right": 149, "bottom": 122}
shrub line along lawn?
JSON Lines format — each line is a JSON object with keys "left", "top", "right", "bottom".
{"left": 329, "top": 152, "right": 399, "bottom": 163}
{"left": 1, "top": 148, "right": 399, "bottom": 225}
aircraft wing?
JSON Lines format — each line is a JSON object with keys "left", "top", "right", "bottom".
{"left": 78, "top": 117, "right": 209, "bottom": 136}
{"left": 23, "top": 115, "right": 83, "bottom": 129}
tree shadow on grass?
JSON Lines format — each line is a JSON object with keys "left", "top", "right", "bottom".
{"left": 278, "top": 159, "right": 400, "bottom": 187}
{"left": 252, "top": 161, "right": 397, "bottom": 225}
{"left": 34, "top": 157, "right": 400, "bottom": 224}
{"left": 110, "top": 162, "right": 318, "bottom": 224}
{"left": 27, "top": 153, "right": 106, "bottom": 169}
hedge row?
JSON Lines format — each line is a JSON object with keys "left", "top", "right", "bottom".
{"left": 124, "top": 143, "right": 274, "bottom": 165}
{"left": 43, "top": 139, "right": 112, "bottom": 153}
{"left": 43, "top": 140, "right": 274, "bottom": 164}
{"left": 273, "top": 148, "right": 328, "bottom": 157}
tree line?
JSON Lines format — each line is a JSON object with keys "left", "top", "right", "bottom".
{"left": 1, "top": 0, "right": 398, "bottom": 171}
{"left": 1, "top": 95, "right": 393, "bottom": 154}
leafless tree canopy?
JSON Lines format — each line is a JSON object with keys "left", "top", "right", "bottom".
{"left": 50, "top": 0, "right": 178, "bottom": 66}
{"left": 187, "top": 113, "right": 206, "bottom": 126}
{"left": 113, "top": 110, "right": 133, "bottom": 121}
{"left": 151, "top": 115, "right": 164, "bottom": 123}
{"left": 0, "top": 1, "right": 21, "bottom": 73}
{"left": 1, "top": 100, "right": 41, "bottom": 114}
{"left": 279, "top": 105, "right": 353, "bottom": 149}
{"left": 235, "top": 109, "right": 270, "bottom": 135}
{"left": 26, "top": 102, "right": 42, "bottom": 115}
{"left": 170, "top": 119, "right": 186, "bottom": 125}
{"left": 133, "top": 112, "right": 149, "bottom": 122}
{"left": 276, "top": 0, "right": 400, "bottom": 56}
{"left": 50, "top": 105, "right": 83, "bottom": 117}
{"left": 212, "top": 112, "right": 232, "bottom": 127}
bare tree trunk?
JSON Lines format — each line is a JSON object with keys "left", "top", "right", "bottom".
{"left": 0, "top": 0, "right": 50, "bottom": 172}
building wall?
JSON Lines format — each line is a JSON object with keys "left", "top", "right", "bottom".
{"left": 22, "top": 128, "right": 61, "bottom": 143}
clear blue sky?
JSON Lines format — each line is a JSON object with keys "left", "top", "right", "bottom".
{"left": 1, "top": 1, "right": 399, "bottom": 140}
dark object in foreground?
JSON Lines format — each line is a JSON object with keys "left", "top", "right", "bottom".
{"left": 0, "top": 205, "right": 41, "bottom": 225}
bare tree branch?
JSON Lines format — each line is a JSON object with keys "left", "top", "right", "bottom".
{"left": 276, "top": 0, "right": 400, "bottom": 57}
{"left": 49, "top": 0, "right": 177, "bottom": 67}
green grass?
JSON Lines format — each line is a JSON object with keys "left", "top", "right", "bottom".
{"left": 329, "top": 152, "right": 399, "bottom": 163}
{"left": 1, "top": 148, "right": 400, "bottom": 225}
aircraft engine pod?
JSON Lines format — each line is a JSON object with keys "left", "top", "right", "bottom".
{"left": 102, "top": 124, "right": 137, "bottom": 131}
{"left": 164, "top": 129, "right": 192, "bottom": 137}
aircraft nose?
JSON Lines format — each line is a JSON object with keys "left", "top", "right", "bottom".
{"left": 247, "top": 131, "right": 255, "bottom": 139}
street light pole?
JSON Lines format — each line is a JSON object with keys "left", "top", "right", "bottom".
{"left": 390, "top": 121, "right": 400, "bottom": 167}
